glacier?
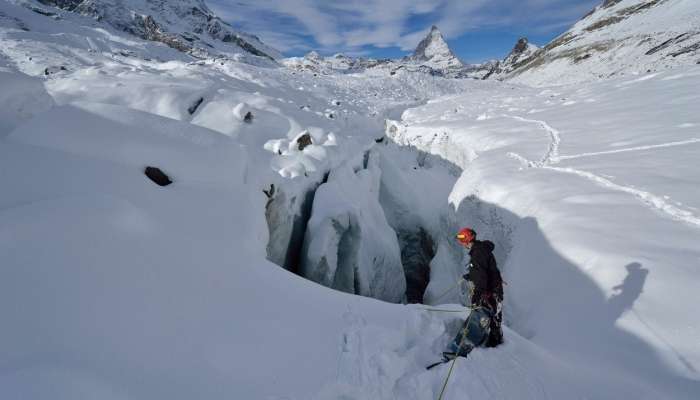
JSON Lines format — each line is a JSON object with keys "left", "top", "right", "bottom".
{"left": 1, "top": 0, "right": 700, "bottom": 399}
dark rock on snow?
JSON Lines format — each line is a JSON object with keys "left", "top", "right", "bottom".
{"left": 297, "top": 133, "right": 313, "bottom": 151}
{"left": 187, "top": 97, "right": 204, "bottom": 115}
{"left": 144, "top": 166, "right": 172, "bottom": 186}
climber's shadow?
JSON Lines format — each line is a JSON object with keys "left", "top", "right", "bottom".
{"left": 607, "top": 262, "right": 648, "bottom": 322}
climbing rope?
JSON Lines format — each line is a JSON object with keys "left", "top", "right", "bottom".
{"left": 430, "top": 278, "right": 464, "bottom": 305}
{"left": 421, "top": 307, "right": 469, "bottom": 313}
{"left": 437, "top": 354, "right": 459, "bottom": 400}
{"left": 436, "top": 309, "right": 474, "bottom": 400}
{"left": 422, "top": 305, "right": 485, "bottom": 313}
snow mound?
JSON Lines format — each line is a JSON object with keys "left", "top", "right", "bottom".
{"left": 0, "top": 69, "right": 54, "bottom": 136}
{"left": 7, "top": 102, "right": 245, "bottom": 184}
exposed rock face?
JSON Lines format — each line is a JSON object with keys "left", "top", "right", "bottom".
{"left": 483, "top": 37, "right": 540, "bottom": 79}
{"left": 409, "top": 25, "right": 463, "bottom": 69}
{"left": 512, "top": 37, "right": 529, "bottom": 54}
{"left": 34, "top": 0, "right": 280, "bottom": 61}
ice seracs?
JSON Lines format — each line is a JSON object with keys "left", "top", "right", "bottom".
{"left": 300, "top": 151, "right": 406, "bottom": 303}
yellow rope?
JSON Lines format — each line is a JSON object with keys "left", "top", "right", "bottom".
{"left": 437, "top": 355, "right": 458, "bottom": 400}
{"left": 436, "top": 306, "right": 475, "bottom": 400}
{"left": 421, "top": 308, "right": 468, "bottom": 313}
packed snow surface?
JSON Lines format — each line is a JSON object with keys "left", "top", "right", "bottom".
{"left": 1, "top": 0, "right": 700, "bottom": 399}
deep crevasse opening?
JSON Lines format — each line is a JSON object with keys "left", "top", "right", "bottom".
{"left": 263, "top": 121, "right": 515, "bottom": 307}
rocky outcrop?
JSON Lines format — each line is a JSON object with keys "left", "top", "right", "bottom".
{"left": 144, "top": 166, "right": 172, "bottom": 186}
{"left": 296, "top": 133, "right": 313, "bottom": 151}
{"left": 482, "top": 37, "right": 540, "bottom": 80}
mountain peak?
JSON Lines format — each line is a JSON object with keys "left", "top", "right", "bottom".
{"left": 413, "top": 25, "right": 448, "bottom": 59}
{"left": 411, "top": 25, "right": 462, "bottom": 68}
{"left": 512, "top": 37, "right": 530, "bottom": 55}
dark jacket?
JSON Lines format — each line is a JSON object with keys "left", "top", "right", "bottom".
{"left": 464, "top": 240, "right": 503, "bottom": 305}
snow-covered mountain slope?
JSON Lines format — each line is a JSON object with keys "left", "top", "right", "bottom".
{"left": 8, "top": 0, "right": 280, "bottom": 62}
{"left": 482, "top": 37, "right": 540, "bottom": 79}
{"left": 508, "top": 0, "right": 700, "bottom": 85}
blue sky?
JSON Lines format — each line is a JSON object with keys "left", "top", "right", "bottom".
{"left": 208, "top": 0, "right": 601, "bottom": 63}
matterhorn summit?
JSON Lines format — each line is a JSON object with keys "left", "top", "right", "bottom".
{"left": 409, "top": 25, "right": 463, "bottom": 69}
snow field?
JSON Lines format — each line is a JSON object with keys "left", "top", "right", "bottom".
{"left": 394, "top": 65, "right": 700, "bottom": 397}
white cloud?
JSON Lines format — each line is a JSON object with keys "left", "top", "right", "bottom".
{"left": 207, "top": 0, "right": 601, "bottom": 56}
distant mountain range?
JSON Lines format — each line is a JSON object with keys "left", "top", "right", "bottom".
{"left": 18, "top": 0, "right": 280, "bottom": 61}
{"left": 5, "top": 0, "right": 699, "bottom": 84}
{"left": 283, "top": 25, "right": 510, "bottom": 79}
{"left": 284, "top": 0, "right": 700, "bottom": 85}
{"left": 282, "top": 25, "right": 545, "bottom": 80}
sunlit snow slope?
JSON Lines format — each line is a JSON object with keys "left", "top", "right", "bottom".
{"left": 509, "top": 0, "right": 700, "bottom": 86}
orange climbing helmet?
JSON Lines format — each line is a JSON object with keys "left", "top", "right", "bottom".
{"left": 456, "top": 227, "right": 476, "bottom": 245}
